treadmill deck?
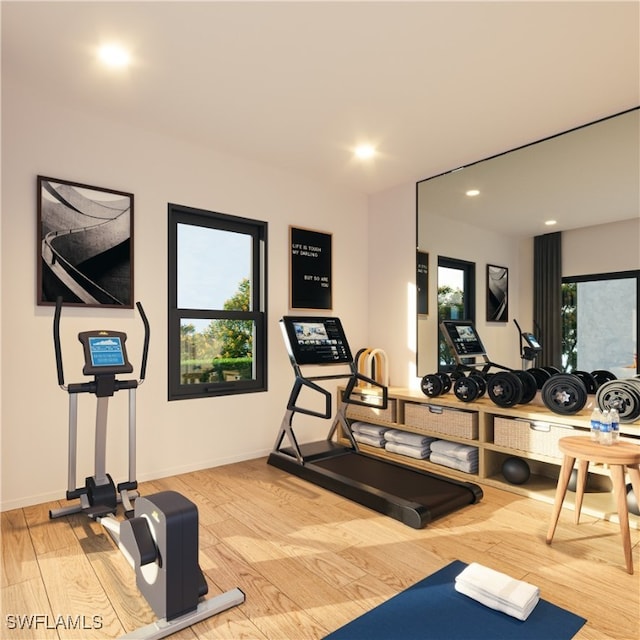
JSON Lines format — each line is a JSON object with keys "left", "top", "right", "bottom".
{"left": 268, "top": 443, "right": 482, "bottom": 528}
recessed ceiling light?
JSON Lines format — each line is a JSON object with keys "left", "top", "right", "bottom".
{"left": 545, "top": 220, "right": 557, "bottom": 226}
{"left": 354, "top": 144, "right": 376, "bottom": 160}
{"left": 465, "top": 189, "right": 480, "bottom": 197}
{"left": 98, "top": 44, "right": 131, "bottom": 68}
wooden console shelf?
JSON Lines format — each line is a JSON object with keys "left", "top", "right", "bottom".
{"left": 339, "top": 386, "right": 640, "bottom": 529}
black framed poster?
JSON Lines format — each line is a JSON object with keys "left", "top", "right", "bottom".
{"left": 486, "top": 264, "right": 509, "bottom": 322}
{"left": 417, "top": 250, "right": 429, "bottom": 315}
{"left": 37, "top": 175, "right": 134, "bottom": 308}
{"left": 290, "top": 226, "right": 332, "bottom": 310}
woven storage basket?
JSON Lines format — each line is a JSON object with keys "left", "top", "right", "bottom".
{"left": 404, "top": 403, "right": 478, "bottom": 439}
{"left": 346, "top": 398, "right": 397, "bottom": 423}
{"left": 494, "top": 416, "right": 575, "bottom": 459}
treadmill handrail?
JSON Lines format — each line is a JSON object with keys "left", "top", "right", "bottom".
{"left": 287, "top": 376, "right": 333, "bottom": 419}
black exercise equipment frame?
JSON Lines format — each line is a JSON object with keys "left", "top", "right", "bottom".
{"left": 268, "top": 316, "right": 483, "bottom": 529}
{"left": 514, "top": 318, "right": 542, "bottom": 368}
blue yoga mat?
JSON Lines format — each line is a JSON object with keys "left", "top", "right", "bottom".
{"left": 324, "top": 560, "right": 586, "bottom": 640}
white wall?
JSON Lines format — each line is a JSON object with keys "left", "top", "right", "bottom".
{"left": 1, "top": 74, "right": 370, "bottom": 510}
{"left": 563, "top": 218, "right": 640, "bottom": 276}
{"left": 367, "top": 182, "right": 418, "bottom": 388}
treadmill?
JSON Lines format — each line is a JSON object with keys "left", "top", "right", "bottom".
{"left": 267, "top": 316, "right": 483, "bottom": 529}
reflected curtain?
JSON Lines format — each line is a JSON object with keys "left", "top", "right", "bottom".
{"left": 533, "top": 232, "right": 562, "bottom": 368}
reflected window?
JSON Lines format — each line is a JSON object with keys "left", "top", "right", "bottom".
{"left": 562, "top": 270, "right": 639, "bottom": 376}
{"left": 438, "top": 256, "right": 475, "bottom": 371}
{"left": 168, "top": 203, "right": 267, "bottom": 400}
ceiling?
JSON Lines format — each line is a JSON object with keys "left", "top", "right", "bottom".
{"left": 2, "top": 1, "right": 639, "bottom": 207}
{"left": 418, "top": 108, "right": 639, "bottom": 237}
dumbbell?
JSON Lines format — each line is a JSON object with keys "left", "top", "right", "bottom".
{"left": 420, "top": 372, "right": 452, "bottom": 397}
{"left": 453, "top": 371, "right": 488, "bottom": 403}
{"left": 596, "top": 377, "right": 640, "bottom": 423}
{"left": 485, "top": 370, "right": 537, "bottom": 408}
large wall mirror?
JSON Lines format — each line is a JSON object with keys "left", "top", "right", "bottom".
{"left": 416, "top": 107, "right": 639, "bottom": 376}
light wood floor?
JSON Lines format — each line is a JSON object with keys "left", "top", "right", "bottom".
{"left": 2, "top": 457, "right": 639, "bottom": 639}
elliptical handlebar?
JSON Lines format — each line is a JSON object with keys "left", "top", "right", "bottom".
{"left": 53, "top": 296, "right": 66, "bottom": 389}
{"left": 136, "top": 301, "right": 150, "bottom": 384}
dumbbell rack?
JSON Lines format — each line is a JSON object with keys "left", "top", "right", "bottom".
{"left": 424, "top": 320, "right": 640, "bottom": 420}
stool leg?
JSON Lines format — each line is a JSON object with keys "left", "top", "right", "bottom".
{"left": 611, "top": 464, "right": 633, "bottom": 574}
{"left": 546, "top": 454, "right": 575, "bottom": 544}
{"left": 627, "top": 464, "right": 640, "bottom": 511}
{"left": 574, "top": 459, "right": 589, "bottom": 524}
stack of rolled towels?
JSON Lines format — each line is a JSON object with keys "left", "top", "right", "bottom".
{"left": 429, "top": 439, "right": 478, "bottom": 473}
{"left": 454, "top": 562, "right": 540, "bottom": 621}
{"left": 384, "top": 429, "right": 434, "bottom": 460}
{"left": 350, "top": 422, "right": 389, "bottom": 448}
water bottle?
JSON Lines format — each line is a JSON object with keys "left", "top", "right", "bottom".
{"left": 590, "top": 408, "right": 601, "bottom": 442}
{"left": 609, "top": 407, "right": 620, "bottom": 443}
{"left": 600, "top": 409, "right": 612, "bottom": 446}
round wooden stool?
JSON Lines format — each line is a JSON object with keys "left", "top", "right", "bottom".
{"left": 546, "top": 435, "right": 640, "bottom": 573}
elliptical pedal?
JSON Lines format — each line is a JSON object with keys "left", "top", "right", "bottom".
{"left": 85, "top": 504, "right": 117, "bottom": 519}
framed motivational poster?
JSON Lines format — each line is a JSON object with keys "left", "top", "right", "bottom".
{"left": 289, "top": 226, "right": 332, "bottom": 310}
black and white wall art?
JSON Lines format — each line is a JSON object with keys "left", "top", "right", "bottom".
{"left": 37, "top": 176, "right": 134, "bottom": 307}
{"left": 486, "top": 264, "right": 508, "bottom": 322}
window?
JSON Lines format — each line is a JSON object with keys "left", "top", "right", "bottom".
{"left": 437, "top": 256, "right": 475, "bottom": 371}
{"left": 168, "top": 203, "right": 267, "bottom": 400}
{"left": 562, "top": 270, "right": 639, "bottom": 377}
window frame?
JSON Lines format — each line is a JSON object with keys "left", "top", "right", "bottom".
{"left": 168, "top": 203, "right": 268, "bottom": 400}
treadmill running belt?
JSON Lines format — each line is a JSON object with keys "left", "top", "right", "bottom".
{"left": 316, "top": 452, "right": 477, "bottom": 513}
{"left": 268, "top": 448, "right": 482, "bottom": 528}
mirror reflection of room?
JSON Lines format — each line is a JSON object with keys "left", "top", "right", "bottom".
{"left": 417, "top": 108, "right": 639, "bottom": 379}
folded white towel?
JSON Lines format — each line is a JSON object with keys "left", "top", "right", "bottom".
{"left": 353, "top": 432, "right": 386, "bottom": 448}
{"left": 385, "top": 429, "right": 434, "bottom": 447}
{"left": 350, "top": 422, "right": 389, "bottom": 438}
{"left": 429, "top": 451, "right": 478, "bottom": 473}
{"left": 430, "top": 439, "right": 478, "bottom": 461}
{"left": 385, "top": 441, "right": 431, "bottom": 459}
{"left": 454, "top": 563, "right": 540, "bottom": 621}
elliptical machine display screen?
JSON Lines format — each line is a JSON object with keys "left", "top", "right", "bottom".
{"left": 523, "top": 332, "right": 542, "bottom": 351}
{"left": 281, "top": 316, "right": 353, "bottom": 365}
{"left": 79, "top": 330, "right": 133, "bottom": 376}
{"left": 88, "top": 336, "right": 126, "bottom": 367}
{"left": 441, "top": 320, "right": 487, "bottom": 357}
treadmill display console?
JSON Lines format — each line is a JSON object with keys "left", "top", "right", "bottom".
{"left": 282, "top": 316, "right": 353, "bottom": 365}
{"left": 441, "top": 320, "right": 487, "bottom": 357}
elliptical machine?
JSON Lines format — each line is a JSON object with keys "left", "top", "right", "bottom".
{"left": 49, "top": 297, "right": 150, "bottom": 520}
{"left": 49, "top": 298, "right": 244, "bottom": 639}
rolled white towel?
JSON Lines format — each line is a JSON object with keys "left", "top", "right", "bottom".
{"left": 454, "top": 563, "right": 540, "bottom": 621}
{"left": 385, "top": 441, "right": 431, "bottom": 460}
{"left": 430, "top": 439, "right": 478, "bottom": 461}
{"left": 350, "top": 422, "right": 389, "bottom": 438}
{"left": 353, "top": 432, "right": 386, "bottom": 448}
{"left": 385, "top": 429, "right": 434, "bottom": 447}
{"left": 429, "top": 451, "right": 478, "bottom": 473}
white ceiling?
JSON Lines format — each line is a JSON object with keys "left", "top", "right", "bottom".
{"left": 3, "top": 1, "right": 639, "bottom": 208}
{"left": 418, "top": 108, "right": 639, "bottom": 237}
